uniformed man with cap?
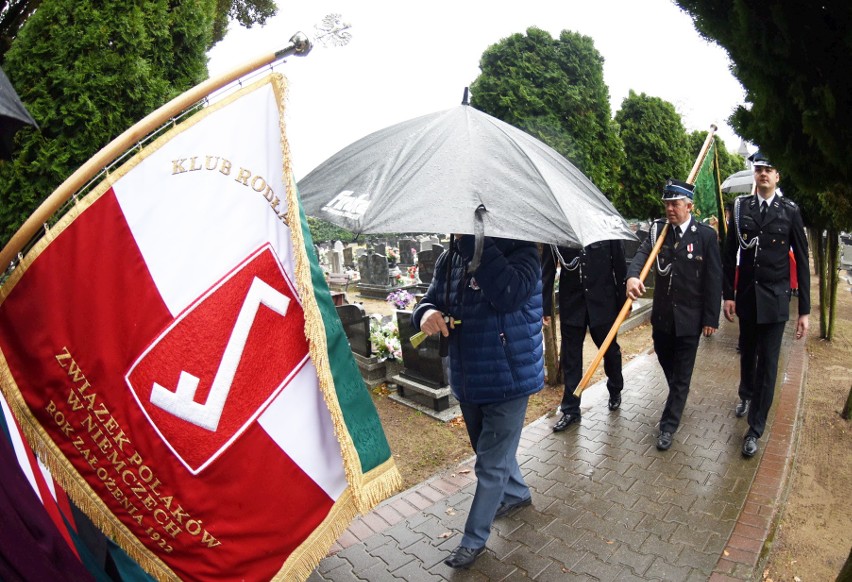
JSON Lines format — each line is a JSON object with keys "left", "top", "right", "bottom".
{"left": 626, "top": 179, "right": 722, "bottom": 451}
{"left": 542, "top": 239, "right": 627, "bottom": 432}
{"left": 723, "top": 151, "right": 810, "bottom": 458}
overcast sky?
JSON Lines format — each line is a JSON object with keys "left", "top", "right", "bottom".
{"left": 207, "top": 0, "right": 749, "bottom": 181}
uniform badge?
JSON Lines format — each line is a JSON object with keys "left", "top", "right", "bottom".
{"left": 690, "top": 225, "right": 697, "bottom": 233}
{"left": 687, "top": 243, "right": 693, "bottom": 253}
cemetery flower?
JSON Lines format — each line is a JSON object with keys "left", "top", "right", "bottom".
{"left": 386, "top": 289, "right": 415, "bottom": 310}
{"left": 369, "top": 315, "right": 402, "bottom": 361}
{"left": 386, "top": 247, "right": 400, "bottom": 264}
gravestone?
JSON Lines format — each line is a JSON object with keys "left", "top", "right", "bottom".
{"left": 629, "top": 228, "right": 655, "bottom": 293}
{"left": 316, "top": 243, "right": 330, "bottom": 267}
{"left": 389, "top": 311, "right": 458, "bottom": 421}
{"left": 416, "top": 247, "right": 443, "bottom": 292}
{"left": 326, "top": 249, "right": 350, "bottom": 289}
{"left": 398, "top": 238, "right": 417, "bottom": 266}
{"left": 329, "top": 249, "right": 343, "bottom": 275}
{"left": 357, "top": 250, "right": 418, "bottom": 299}
{"left": 841, "top": 233, "right": 852, "bottom": 270}
{"left": 333, "top": 240, "right": 344, "bottom": 253}
{"left": 623, "top": 230, "right": 645, "bottom": 269}
{"left": 336, "top": 304, "right": 388, "bottom": 388}
{"left": 374, "top": 242, "right": 387, "bottom": 259}
{"left": 342, "top": 245, "right": 354, "bottom": 269}
{"left": 356, "top": 251, "right": 394, "bottom": 299}
{"left": 336, "top": 304, "right": 371, "bottom": 357}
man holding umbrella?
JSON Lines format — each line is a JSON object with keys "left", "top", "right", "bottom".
{"left": 542, "top": 241, "right": 626, "bottom": 431}
{"left": 626, "top": 179, "right": 722, "bottom": 451}
{"left": 413, "top": 234, "right": 543, "bottom": 569}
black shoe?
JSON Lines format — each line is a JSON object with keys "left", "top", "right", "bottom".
{"left": 742, "top": 435, "right": 759, "bottom": 457}
{"left": 444, "top": 545, "right": 484, "bottom": 569}
{"left": 656, "top": 431, "right": 673, "bottom": 450}
{"left": 553, "top": 412, "right": 580, "bottom": 432}
{"left": 735, "top": 399, "right": 750, "bottom": 418}
{"left": 608, "top": 395, "right": 622, "bottom": 411}
{"left": 495, "top": 496, "right": 532, "bottom": 518}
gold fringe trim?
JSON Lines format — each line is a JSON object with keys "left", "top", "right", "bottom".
{"left": 272, "top": 73, "right": 402, "bottom": 577}
{"left": 0, "top": 73, "right": 403, "bottom": 582}
{"left": 0, "top": 75, "right": 305, "bottom": 582}
{"left": 272, "top": 73, "right": 361, "bottom": 502}
{"left": 271, "top": 487, "right": 359, "bottom": 581}
{"left": 356, "top": 456, "right": 404, "bottom": 511}
{"left": 0, "top": 350, "right": 178, "bottom": 581}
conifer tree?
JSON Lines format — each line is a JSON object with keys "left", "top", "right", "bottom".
{"left": 0, "top": 0, "right": 215, "bottom": 248}
{"left": 470, "top": 27, "right": 624, "bottom": 198}
{"left": 613, "top": 91, "right": 690, "bottom": 220}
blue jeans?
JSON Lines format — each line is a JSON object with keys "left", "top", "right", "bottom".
{"left": 458, "top": 395, "right": 530, "bottom": 549}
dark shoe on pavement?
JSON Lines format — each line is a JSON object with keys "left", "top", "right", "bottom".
{"left": 608, "top": 395, "right": 622, "bottom": 411}
{"left": 553, "top": 412, "right": 580, "bottom": 432}
{"left": 444, "top": 545, "right": 484, "bottom": 569}
{"left": 742, "top": 435, "right": 759, "bottom": 457}
{"left": 735, "top": 399, "right": 750, "bottom": 418}
{"left": 656, "top": 431, "right": 673, "bottom": 451}
{"left": 495, "top": 496, "right": 532, "bottom": 518}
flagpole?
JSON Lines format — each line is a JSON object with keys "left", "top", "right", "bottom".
{"left": 572, "top": 125, "right": 717, "bottom": 398}
{"left": 0, "top": 33, "right": 312, "bottom": 271}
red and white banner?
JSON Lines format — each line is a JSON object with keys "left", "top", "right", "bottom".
{"left": 0, "top": 74, "right": 399, "bottom": 581}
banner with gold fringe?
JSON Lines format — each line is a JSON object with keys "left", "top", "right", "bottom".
{"left": 0, "top": 72, "right": 401, "bottom": 581}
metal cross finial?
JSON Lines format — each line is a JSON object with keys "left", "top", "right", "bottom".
{"left": 313, "top": 13, "right": 352, "bottom": 48}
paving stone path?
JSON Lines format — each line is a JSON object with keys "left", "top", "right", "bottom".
{"left": 310, "top": 306, "right": 806, "bottom": 581}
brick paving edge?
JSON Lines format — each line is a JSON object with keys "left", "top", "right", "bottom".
{"left": 711, "top": 328, "right": 808, "bottom": 581}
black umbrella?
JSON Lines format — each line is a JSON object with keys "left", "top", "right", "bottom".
{"left": 0, "top": 66, "right": 37, "bottom": 160}
{"left": 297, "top": 90, "right": 634, "bottom": 249}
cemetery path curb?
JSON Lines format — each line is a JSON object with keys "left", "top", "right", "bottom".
{"left": 310, "top": 310, "right": 807, "bottom": 582}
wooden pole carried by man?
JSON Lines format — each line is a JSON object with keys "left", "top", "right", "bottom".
{"left": 572, "top": 125, "right": 718, "bottom": 400}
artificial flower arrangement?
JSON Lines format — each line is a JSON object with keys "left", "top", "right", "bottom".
{"left": 386, "top": 289, "right": 415, "bottom": 310}
{"left": 386, "top": 247, "right": 400, "bottom": 264}
{"left": 369, "top": 315, "right": 402, "bottom": 361}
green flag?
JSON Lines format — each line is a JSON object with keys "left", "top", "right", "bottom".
{"left": 691, "top": 139, "right": 725, "bottom": 237}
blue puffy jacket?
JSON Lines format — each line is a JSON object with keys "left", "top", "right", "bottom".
{"left": 412, "top": 236, "right": 544, "bottom": 404}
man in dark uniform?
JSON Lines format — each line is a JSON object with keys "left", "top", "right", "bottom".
{"left": 542, "top": 241, "right": 626, "bottom": 431}
{"left": 626, "top": 179, "right": 722, "bottom": 451}
{"left": 723, "top": 151, "right": 809, "bottom": 458}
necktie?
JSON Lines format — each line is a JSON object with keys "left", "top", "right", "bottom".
{"left": 673, "top": 226, "right": 681, "bottom": 248}
{"left": 760, "top": 201, "right": 768, "bottom": 219}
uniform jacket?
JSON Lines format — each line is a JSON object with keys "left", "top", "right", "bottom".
{"left": 412, "top": 236, "right": 544, "bottom": 405}
{"left": 628, "top": 217, "right": 722, "bottom": 337}
{"left": 541, "top": 241, "right": 627, "bottom": 328}
{"left": 723, "top": 192, "right": 810, "bottom": 323}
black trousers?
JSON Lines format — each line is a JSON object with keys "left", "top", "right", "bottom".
{"left": 652, "top": 329, "right": 700, "bottom": 433}
{"left": 737, "top": 319, "right": 786, "bottom": 438}
{"left": 559, "top": 319, "right": 623, "bottom": 415}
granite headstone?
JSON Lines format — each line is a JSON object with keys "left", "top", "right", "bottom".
{"left": 336, "top": 304, "right": 371, "bottom": 358}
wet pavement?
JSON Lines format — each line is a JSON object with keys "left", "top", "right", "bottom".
{"left": 309, "top": 305, "right": 806, "bottom": 581}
